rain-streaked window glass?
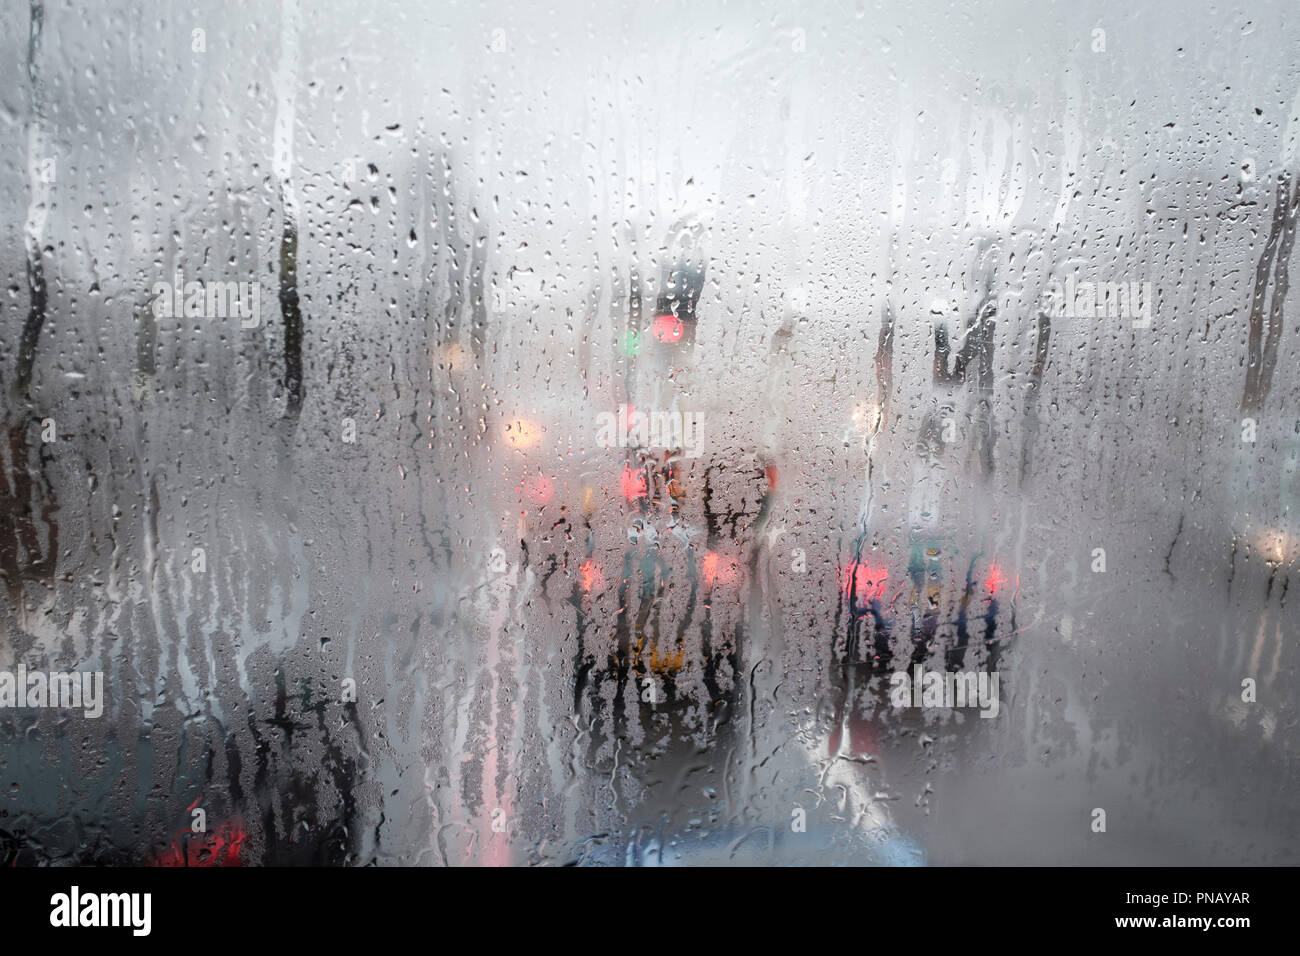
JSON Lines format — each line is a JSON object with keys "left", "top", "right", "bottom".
{"left": 1, "top": 0, "right": 1296, "bottom": 868}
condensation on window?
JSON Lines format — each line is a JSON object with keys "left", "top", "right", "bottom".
{"left": 0, "top": 0, "right": 1296, "bottom": 865}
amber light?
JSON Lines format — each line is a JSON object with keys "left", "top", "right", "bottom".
{"left": 503, "top": 417, "right": 542, "bottom": 449}
{"left": 580, "top": 559, "right": 605, "bottom": 594}
{"left": 1255, "top": 530, "right": 1297, "bottom": 566}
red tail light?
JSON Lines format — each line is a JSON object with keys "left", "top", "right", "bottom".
{"left": 842, "top": 561, "right": 889, "bottom": 601}
{"left": 149, "top": 818, "right": 248, "bottom": 867}
{"left": 619, "top": 463, "right": 647, "bottom": 501}
{"left": 651, "top": 314, "right": 684, "bottom": 343}
{"left": 984, "top": 563, "right": 1007, "bottom": 596}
